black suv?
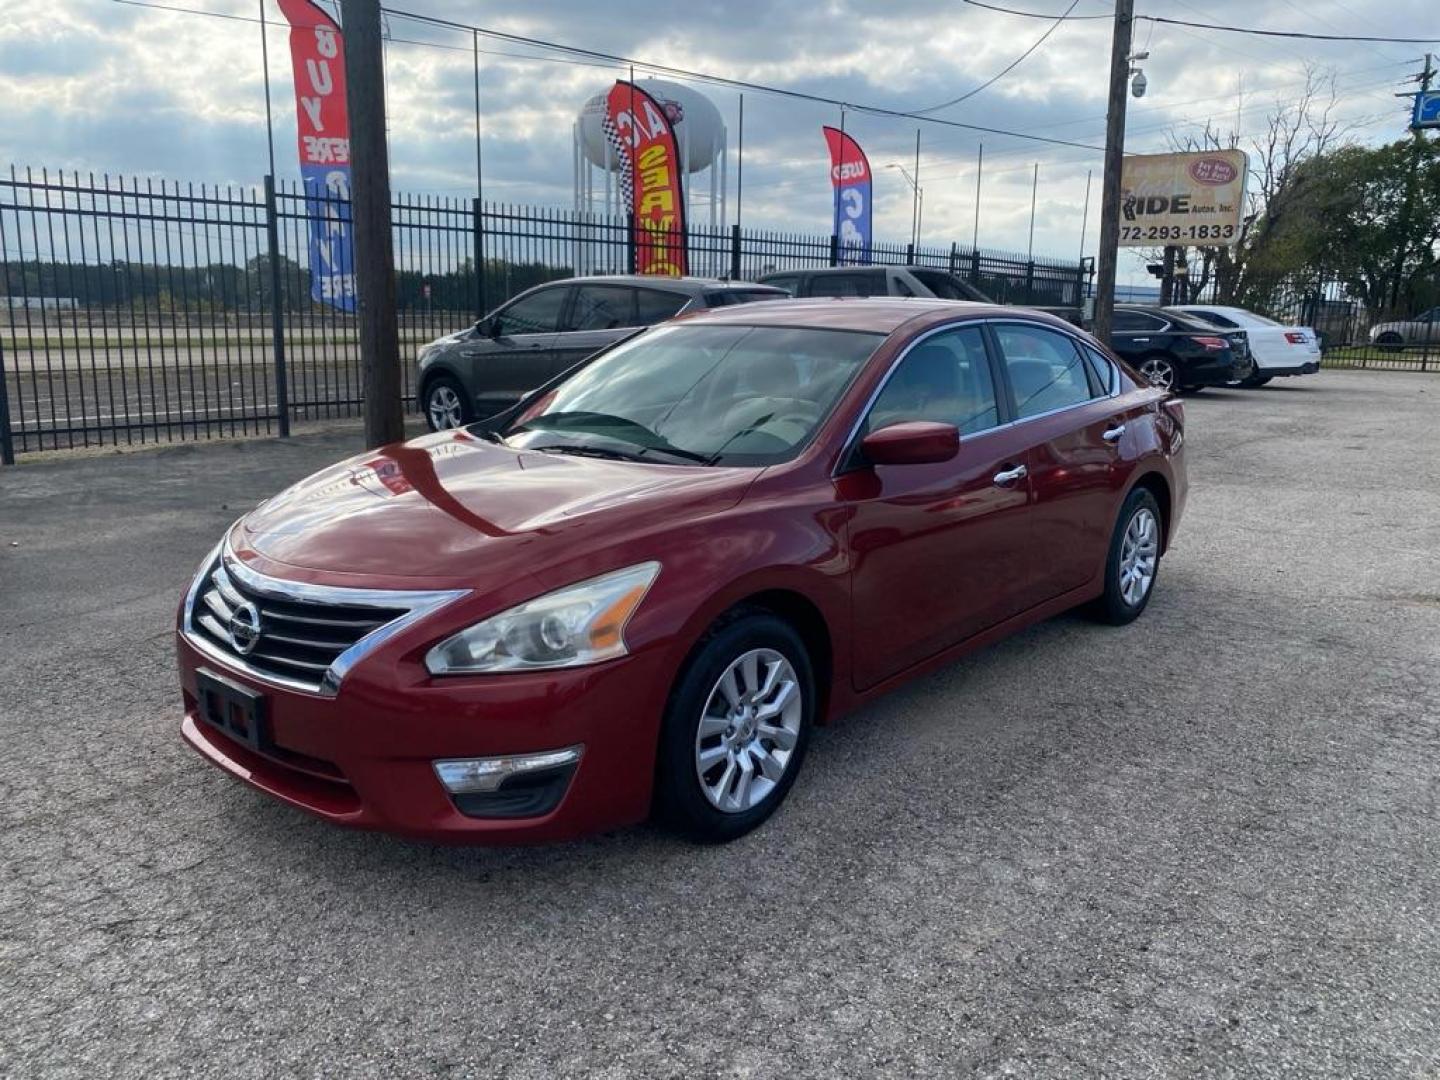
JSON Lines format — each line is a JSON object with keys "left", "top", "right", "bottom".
{"left": 1106, "top": 305, "right": 1251, "bottom": 392}
{"left": 417, "top": 276, "right": 786, "bottom": 429}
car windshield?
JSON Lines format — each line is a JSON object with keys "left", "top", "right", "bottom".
{"left": 502, "top": 323, "right": 883, "bottom": 466}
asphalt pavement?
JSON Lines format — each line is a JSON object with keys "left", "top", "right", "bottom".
{"left": 2, "top": 369, "right": 1438, "bottom": 1078}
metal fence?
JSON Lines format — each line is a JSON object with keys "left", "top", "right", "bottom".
{"left": 0, "top": 166, "right": 1089, "bottom": 464}
{"left": 1185, "top": 267, "right": 1440, "bottom": 373}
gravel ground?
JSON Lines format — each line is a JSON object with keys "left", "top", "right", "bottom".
{"left": 2, "top": 369, "right": 1438, "bottom": 1078}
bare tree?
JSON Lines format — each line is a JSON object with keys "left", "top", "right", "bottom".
{"left": 1146, "top": 67, "right": 1350, "bottom": 305}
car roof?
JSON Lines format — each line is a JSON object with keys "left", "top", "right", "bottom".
{"left": 542, "top": 275, "right": 782, "bottom": 295}
{"left": 670, "top": 296, "right": 1066, "bottom": 334}
{"left": 761, "top": 265, "right": 954, "bottom": 277}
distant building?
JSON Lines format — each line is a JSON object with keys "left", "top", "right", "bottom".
{"left": 4, "top": 296, "right": 79, "bottom": 310}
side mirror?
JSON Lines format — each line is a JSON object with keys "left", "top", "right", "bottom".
{"left": 476, "top": 317, "right": 500, "bottom": 339}
{"left": 860, "top": 421, "right": 959, "bottom": 466}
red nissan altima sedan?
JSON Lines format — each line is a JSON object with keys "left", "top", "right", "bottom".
{"left": 177, "top": 299, "right": 1185, "bottom": 843}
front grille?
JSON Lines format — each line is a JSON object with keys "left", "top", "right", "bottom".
{"left": 190, "top": 560, "right": 409, "bottom": 692}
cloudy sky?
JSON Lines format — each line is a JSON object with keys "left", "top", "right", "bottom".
{"left": 0, "top": 0, "right": 1431, "bottom": 284}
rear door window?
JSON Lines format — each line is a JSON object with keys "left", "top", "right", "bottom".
{"left": 992, "top": 323, "right": 1097, "bottom": 419}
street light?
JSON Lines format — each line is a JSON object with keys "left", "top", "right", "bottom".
{"left": 886, "top": 163, "right": 924, "bottom": 250}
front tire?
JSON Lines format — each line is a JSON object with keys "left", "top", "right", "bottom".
{"left": 424, "top": 375, "right": 473, "bottom": 431}
{"left": 1376, "top": 332, "right": 1403, "bottom": 354}
{"left": 654, "top": 612, "right": 814, "bottom": 843}
{"left": 1092, "top": 488, "right": 1163, "bottom": 625}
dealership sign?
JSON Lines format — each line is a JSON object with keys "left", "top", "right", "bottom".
{"left": 278, "top": 0, "right": 356, "bottom": 311}
{"left": 822, "top": 126, "right": 872, "bottom": 265}
{"left": 603, "top": 81, "right": 689, "bottom": 276}
{"left": 1118, "top": 150, "right": 1248, "bottom": 247}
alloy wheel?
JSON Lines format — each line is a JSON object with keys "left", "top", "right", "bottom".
{"left": 1139, "top": 357, "right": 1175, "bottom": 391}
{"left": 428, "top": 385, "right": 464, "bottom": 430}
{"left": 694, "top": 648, "right": 803, "bottom": 813}
{"left": 1119, "top": 506, "right": 1159, "bottom": 607}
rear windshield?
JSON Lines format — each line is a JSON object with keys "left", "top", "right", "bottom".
{"left": 910, "top": 270, "right": 987, "bottom": 302}
{"left": 706, "top": 290, "right": 786, "bottom": 307}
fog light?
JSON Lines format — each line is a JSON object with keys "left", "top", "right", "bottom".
{"left": 433, "top": 747, "right": 583, "bottom": 794}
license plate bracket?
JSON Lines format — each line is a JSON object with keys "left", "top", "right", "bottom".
{"left": 195, "top": 667, "right": 271, "bottom": 753}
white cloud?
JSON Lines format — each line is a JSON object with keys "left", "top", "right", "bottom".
{"left": 0, "top": 0, "right": 1430, "bottom": 276}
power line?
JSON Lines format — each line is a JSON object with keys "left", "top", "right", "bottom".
{"left": 914, "top": 0, "right": 1083, "bottom": 114}
{"left": 959, "top": 0, "right": 1440, "bottom": 43}
{"left": 959, "top": 0, "right": 1110, "bottom": 19}
{"left": 1140, "top": 15, "right": 1440, "bottom": 45}
{"left": 379, "top": 6, "right": 1109, "bottom": 152}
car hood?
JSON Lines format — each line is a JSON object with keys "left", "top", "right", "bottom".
{"left": 232, "top": 430, "right": 756, "bottom": 584}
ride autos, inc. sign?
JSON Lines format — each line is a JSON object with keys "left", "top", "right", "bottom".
{"left": 1118, "top": 150, "right": 1248, "bottom": 247}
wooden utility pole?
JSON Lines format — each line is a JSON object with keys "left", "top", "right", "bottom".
{"left": 1091, "top": 0, "right": 1134, "bottom": 346}
{"left": 342, "top": 0, "right": 404, "bottom": 447}
{"left": 1159, "top": 245, "right": 1177, "bottom": 306}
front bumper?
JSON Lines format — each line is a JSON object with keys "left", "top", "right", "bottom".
{"left": 176, "top": 632, "right": 671, "bottom": 843}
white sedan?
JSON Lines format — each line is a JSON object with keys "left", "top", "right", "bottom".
{"left": 1169, "top": 305, "right": 1321, "bottom": 387}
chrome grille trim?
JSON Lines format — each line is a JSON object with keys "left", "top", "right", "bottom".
{"left": 181, "top": 538, "right": 469, "bottom": 697}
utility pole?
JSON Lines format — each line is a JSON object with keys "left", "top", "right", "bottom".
{"left": 1389, "top": 52, "right": 1434, "bottom": 313}
{"left": 1159, "top": 245, "right": 1177, "bottom": 306}
{"left": 343, "top": 0, "right": 404, "bottom": 447}
{"left": 1092, "top": 0, "right": 1135, "bottom": 345}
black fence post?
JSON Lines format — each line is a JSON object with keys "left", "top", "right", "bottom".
{"left": 1025, "top": 261, "right": 1035, "bottom": 304}
{"left": 626, "top": 215, "right": 638, "bottom": 275}
{"left": 472, "top": 197, "right": 486, "bottom": 318}
{"left": 948, "top": 242, "right": 958, "bottom": 275}
{"left": 730, "top": 223, "right": 742, "bottom": 281}
{"left": 0, "top": 333, "right": 13, "bottom": 466}
{"left": 970, "top": 248, "right": 981, "bottom": 285}
{"left": 829, "top": 233, "right": 839, "bottom": 267}
{"left": 1074, "top": 259, "right": 1087, "bottom": 306}
{"left": 905, "top": 242, "right": 915, "bottom": 263}
{"left": 262, "top": 175, "right": 291, "bottom": 438}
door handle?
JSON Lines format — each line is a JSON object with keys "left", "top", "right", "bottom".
{"left": 992, "top": 464, "right": 1028, "bottom": 486}
{"left": 1102, "top": 425, "right": 1126, "bottom": 443}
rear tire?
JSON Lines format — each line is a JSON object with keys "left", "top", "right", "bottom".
{"left": 423, "top": 375, "right": 473, "bottom": 431}
{"left": 1091, "top": 488, "right": 1163, "bottom": 626}
{"left": 1137, "top": 354, "right": 1177, "bottom": 392}
{"left": 1376, "top": 332, "right": 1403, "bottom": 354}
{"left": 654, "top": 612, "right": 814, "bottom": 843}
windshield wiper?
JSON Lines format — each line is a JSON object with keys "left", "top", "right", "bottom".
{"left": 530, "top": 442, "right": 702, "bottom": 466}
{"left": 516, "top": 411, "right": 709, "bottom": 463}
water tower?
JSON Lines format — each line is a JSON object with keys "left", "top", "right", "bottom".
{"left": 573, "top": 78, "right": 728, "bottom": 241}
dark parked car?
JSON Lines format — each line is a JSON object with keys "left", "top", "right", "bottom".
{"left": 757, "top": 265, "right": 1084, "bottom": 325}
{"left": 177, "top": 298, "right": 1185, "bottom": 844}
{"left": 1105, "top": 305, "right": 1251, "bottom": 392}
{"left": 417, "top": 276, "right": 786, "bottom": 430}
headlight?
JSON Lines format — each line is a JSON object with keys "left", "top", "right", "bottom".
{"left": 425, "top": 562, "right": 660, "bottom": 675}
